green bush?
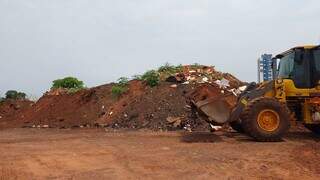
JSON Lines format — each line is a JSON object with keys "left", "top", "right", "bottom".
{"left": 18, "top": 92, "right": 26, "bottom": 99}
{"left": 190, "top": 63, "right": 202, "bottom": 69}
{"left": 158, "top": 63, "right": 176, "bottom": 74}
{"left": 158, "top": 63, "right": 183, "bottom": 74}
{"left": 67, "top": 88, "right": 83, "bottom": 94}
{"left": 111, "top": 86, "right": 127, "bottom": 97}
{"left": 0, "top": 97, "right": 4, "bottom": 103}
{"left": 157, "top": 63, "right": 184, "bottom": 81}
{"left": 142, "top": 70, "right": 160, "bottom": 87}
{"left": 5, "top": 90, "right": 26, "bottom": 100}
{"left": 132, "top": 74, "right": 142, "bottom": 80}
{"left": 117, "top": 77, "right": 129, "bottom": 86}
{"left": 5, "top": 90, "right": 17, "bottom": 99}
{"left": 175, "top": 64, "right": 183, "bottom": 72}
{"left": 111, "top": 77, "right": 129, "bottom": 97}
{"left": 52, "top": 77, "right": 84, "bottom": 90}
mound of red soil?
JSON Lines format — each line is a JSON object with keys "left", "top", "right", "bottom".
{"left": 0, "top": 65, "right": 244, "bottom": 131}
{"left": 99, "top": 81, "right": 209, "bottom": 131}
{"left": 2, "top": 84, "right": 116, "bottom": 128}
{"left": 0, "top": 100, "right": 34, "bottom": 128}
{"left": 0, "top": 81, "right": 209, "bottom": 130}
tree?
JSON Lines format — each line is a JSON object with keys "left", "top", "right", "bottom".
{"left": 52, "top": 77, "right": 84, "bottom": 89}
{"left": 17, "top": 92, "right": 27, "bottom": 99}
{"left": 5, "top": 90, "right": 27, "bottom": 100}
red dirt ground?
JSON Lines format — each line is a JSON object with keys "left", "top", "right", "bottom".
{"left": 0, "top": 128, "right": 319, "bottom": 179}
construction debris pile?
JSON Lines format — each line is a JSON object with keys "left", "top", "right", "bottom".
{"left": 164, "top": 65, "right": 242, "bottom": 88}
{"left": 0, "top": 65, "right": 244, "bottom": 131}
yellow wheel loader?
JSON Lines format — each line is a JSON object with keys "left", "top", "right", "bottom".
{"left": 189, "top": 45, "right": 320, "bottom": 142}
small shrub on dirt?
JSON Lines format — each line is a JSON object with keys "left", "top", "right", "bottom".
{"left": 52, "top": 77, "right": 84, "bottom": 90}
{"left": 117, "top": 77, "right": 129, "bottom": 86}
{"left": 132, "top": 74, "right": 142, "bottom": 80}
{"left": 111, "top": 77, "right": 129, "bottom": 97}
{"left": 158, "top": 63, "right": 183, "bottom": 74}
{"left": 111, "top": 86, "right": 127, "bottom": 97}
{"left": 158, "top": 63, "right": 184, "bottom": 81}
{"left": 67, "top": 88, "right": 83, "bottom": 94}
{"left": 0, "top": 97, "right": 4, "bottom": 103}
{"left": 190, "top": 63, "right": 202, "bottom": 69}
{"left": 142, "top": 70, "right": 160, "bottom": 87}
{"left": 158, "top": 63, "right": 176, "bottom": 74}
{"left": 175, "top": 64, "right": 183, "bottom": 72}
{"left": 5, "top": 90, "right": 27, "bottom": 100}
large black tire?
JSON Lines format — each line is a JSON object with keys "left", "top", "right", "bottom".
{"left": 242, "top": 97, "right": 292, "bottom": 142}
{"left": 229, "top": 120, "right": 244, "bottom": 133}
{"left": 304, "top": 124, "right": 320, "bottom": 135}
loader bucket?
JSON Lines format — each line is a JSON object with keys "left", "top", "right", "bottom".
{"left": 186, "top": 84, "right": 237, "bottom": 124}
{"left": 194, "top": 96, "right": 233, "bottom": 123}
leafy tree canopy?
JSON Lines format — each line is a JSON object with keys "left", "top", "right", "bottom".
{"left": 52, "top": 77, "right": 84, "bottom": 89}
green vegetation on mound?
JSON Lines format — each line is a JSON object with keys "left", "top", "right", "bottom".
{"left": 51, "top": 77, "right": 85, "bottom": 94}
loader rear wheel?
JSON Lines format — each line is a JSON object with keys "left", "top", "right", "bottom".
{"left": 242, "top": 97, "right": 291, "bottom": 142}
{"left": 304, "top": 124, "right": 320, "bottom": 135}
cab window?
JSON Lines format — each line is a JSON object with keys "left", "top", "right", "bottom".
{"left": 291, "top": 50, "right": 309, "bottom": 88}
{"left": 278, "top": 52, "right": 294, "bottom": 78}
{"left": 311, "top": 49, "right": 320, "bottom": 87}
{"left": 314, "top": 49, "right": 320, "bottom": 71}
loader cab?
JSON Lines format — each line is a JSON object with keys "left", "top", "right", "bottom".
{"left": 275, "top": 46, "right": 320, "bottom": 89}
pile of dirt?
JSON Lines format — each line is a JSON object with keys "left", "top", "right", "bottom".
{"left": 99, "top": 81, "right": 209, "bottom": 131}
{"left": 0, "top": 84, "right": 116, "bottom": 128}
{"left": 0, "top": 65, "right": 244, "bottom": 131}
{"left": 0, "top": 100, "right": 34, "bottom": 127}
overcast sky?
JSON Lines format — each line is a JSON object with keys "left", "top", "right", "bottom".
{"left": 0, "top": 0, "right": 319, "bottom": 97}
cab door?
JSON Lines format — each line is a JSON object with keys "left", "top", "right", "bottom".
{"left": 290, "top": 49, "right": 312, "bottom": 88}
{"left": 310, "top": 48, "right": 320, "bottom": 87}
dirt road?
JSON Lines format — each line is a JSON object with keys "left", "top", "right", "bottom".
{"left": 0, "top": 128, "right": 319, "bottom": 180}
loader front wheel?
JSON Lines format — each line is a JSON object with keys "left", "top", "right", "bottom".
{"left": 242, "top": 97, "right": 291, "bottom": 142}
